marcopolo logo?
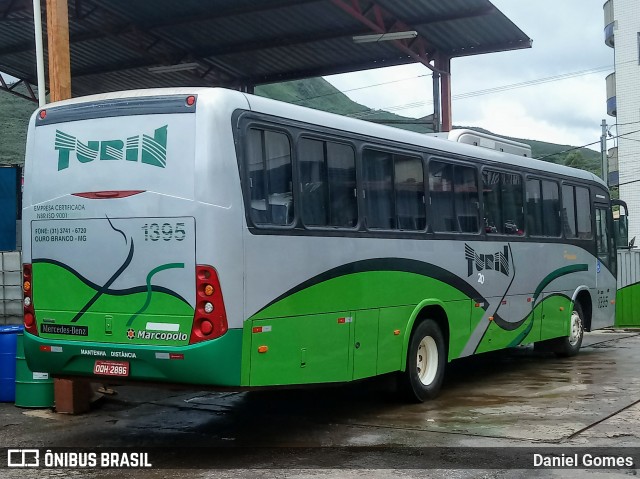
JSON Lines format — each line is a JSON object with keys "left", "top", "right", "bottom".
{"left": 127, "top": 329, "right": 187, "bottom": 342}
{"left": 465, "top": 243, "right": 510, "bottom": 277}
{"left": 54, "top": 125, "right": 168, "bottom": 171}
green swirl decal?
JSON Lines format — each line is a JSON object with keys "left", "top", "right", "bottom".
{"left": 127, "top": 263, "right": 185, "bottom": 326}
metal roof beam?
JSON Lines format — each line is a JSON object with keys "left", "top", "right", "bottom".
{"left": 0, "top": 76, "right": 38, "bottom": 102}
{"left": 329, "top": 0, "right": 437, "bottom": 72}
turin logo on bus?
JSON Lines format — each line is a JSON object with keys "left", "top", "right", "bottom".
{"left": 53, "top": 125, "right": 168, "bottom": 171}
{"left": 465, "top": 244, "right": 510, "bottom": 277}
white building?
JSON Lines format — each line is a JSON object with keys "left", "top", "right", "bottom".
{"left": 604, "top": 0, "right": 640, "bottom": 242}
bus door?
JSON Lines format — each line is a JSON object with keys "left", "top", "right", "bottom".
{"left": 593, "top": 195, "right": 616, "bottom": 328}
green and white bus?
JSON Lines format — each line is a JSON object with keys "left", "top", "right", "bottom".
{"left": 22, "top": 88, "right": 620, "bottom": 401}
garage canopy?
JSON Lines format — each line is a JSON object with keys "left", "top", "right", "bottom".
{"left": 0, "top": 0, "right": 531, "bottom": 99}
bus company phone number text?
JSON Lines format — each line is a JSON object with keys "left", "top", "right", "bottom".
{"left": 34, "top": 227, "right": 87, "bottom": 243}
{"left": 141, "top": 222, "right": 186, "bottom": 242}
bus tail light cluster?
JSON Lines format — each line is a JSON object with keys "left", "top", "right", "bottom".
{"left": 189, "top": 265, "right": 228, "bottom": 344}
{"left": 23, "top": 264, "right": 38, "bottom": 336}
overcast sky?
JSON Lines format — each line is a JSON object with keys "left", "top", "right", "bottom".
{"left": 324, "top": 0, "right": 612, "bottom": 150}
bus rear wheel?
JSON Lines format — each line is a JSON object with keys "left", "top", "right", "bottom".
{"left": 552, "top": 302, "right": 585, "bottom": 357}
{"left": 399, "top": 319, "right": 445, "bottom": 402}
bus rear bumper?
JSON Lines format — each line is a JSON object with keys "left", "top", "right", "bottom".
{"left": 23, "top": 329, "right": 243, "bottom": 387}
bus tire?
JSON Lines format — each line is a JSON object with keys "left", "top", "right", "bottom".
{"left": 399, "top": 319, "right": 445, "bottom": 402}
{"left": 552, "top": 302, "right": 585, "bottom": 357}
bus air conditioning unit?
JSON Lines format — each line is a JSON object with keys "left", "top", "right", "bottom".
{"left": 445, "top": 129, "right": 532, "bottom": 157}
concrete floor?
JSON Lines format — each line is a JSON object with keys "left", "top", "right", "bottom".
{"left": 1, "top": 330, "right": 639, "bottom": 478}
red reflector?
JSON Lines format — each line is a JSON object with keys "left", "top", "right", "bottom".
{"left": 24, "top": 312, "right": 35, "bottom": 328}
{"left": 501, "top": 300, "right": 507, "bottom": 305}
{"left": 474, "top": 303, "right": 482, "bottom": 308}
{"left": 252, "top": 326, "right": 263, "bottom": 333}
{"left": 39, "top": 109, "right": 46, "bottom": 119}
{"left": 40, "top": 345, "right": 51, "bottom": 352}
{"left": 73, "top": 190, "right": 145, "bottom": 199}
{"left": 169, "top": 353, "right": 184, "bottom": 360}
{"left": 200, "top": 320, "right": 213, "bottom": 335}
{"left": 337, "top": 318, "right": 346, "bottom": 324}
{"left": 527, "top": 298, "right": 532, "bottom": 303}
{"left": 186, "top": 95, "right": 196, "bottom": 106}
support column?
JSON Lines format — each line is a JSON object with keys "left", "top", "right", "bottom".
{"left": 46, "top": 0, "right": 89, "bottom": 414}
{"left": 432, "top": 70, "right": 441, "bottom": 133}
{"left": 436, "top": 55, "right": 452, "bottom": 132}
{"left": 46, "top": 0, "right": 71, "bottom": 101}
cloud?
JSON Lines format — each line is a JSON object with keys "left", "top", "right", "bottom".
{"left": 325, "top": 0, "right": 613, "bottom": 149}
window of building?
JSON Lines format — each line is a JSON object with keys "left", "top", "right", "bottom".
{"left": 247, "top": 128, "right": 294, "bottom": 226}
{"left": 299, "top": 138, "right": 357, "bottom": 228}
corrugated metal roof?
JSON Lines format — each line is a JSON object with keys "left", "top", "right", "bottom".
{"left": 0, "top": 0, "right": 531, "bottom": 97}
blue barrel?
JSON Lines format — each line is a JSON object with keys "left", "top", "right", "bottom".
{"left": 0, "top": 325, "right": 23, "bottom": 402}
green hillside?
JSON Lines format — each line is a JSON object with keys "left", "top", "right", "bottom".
{"left": 0, "top": 85, "right": 36, "bottom": 164}
{"left": 0, "top": 76, "right": 600, "bottom": 174}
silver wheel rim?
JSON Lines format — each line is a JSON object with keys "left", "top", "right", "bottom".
{"left": 569, "top": 310, "right": 583, "bottom": 346}
{"left": 416, "top": 336, "right": 438, "bottom": 386}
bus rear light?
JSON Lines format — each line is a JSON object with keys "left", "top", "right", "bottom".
{"left": 39, "top": 110, "right": 46, "bottom": 119}
{"left": 189, "top": 265, "right": 228, "bottom": 344}
{"left": 22, "top": 263, "right": 38, "bottom": 336}
{"left": 186, "top": 95, "right": 196, "bottom": 107}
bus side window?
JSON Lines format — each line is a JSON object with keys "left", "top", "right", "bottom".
{"left": 562, "top": 184, "right": 577, "bottom": 238}
{"left": 542, "top": 180, "right": 561, "bottom": 236}
{"left": 575, "top": 187, "right": 592, "bottom": 239}
{"left": 526, "top": 178, "right": 560, "bottom": 237}
{"left": 595, "top": 208, "right": 611, "bottom": 268}
{"left": 394, "top": 155, "right": 425, "bottom": 230}
{"left": 483, "top": 170, "right": 523, "bottom": 235}
{"left": 429, "top": 161, "right": 479, "bottom": 233}
{"left": 246, "top": 128, "right": 294, "bottom": 226}
{"left": 454, "top": 165, "right": 479, "bottom": 233}
{"left": 363, "top": 149, "right": 425, "bottom": 231}
{"left": 429, "top": 161, "right": 455, "bottom": 232}
{"left": 299, "top": 139, "right": 357, "bottom": 228}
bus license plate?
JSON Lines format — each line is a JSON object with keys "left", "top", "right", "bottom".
{"left": 93, "top": 360, "right": 129, "bottom": 377}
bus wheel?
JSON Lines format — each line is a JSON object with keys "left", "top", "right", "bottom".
{"left": 399, "top": 319, "right": 445, "bottom": 402}
{"left": 553, "top": 302, "right": 584, "bottom": 357}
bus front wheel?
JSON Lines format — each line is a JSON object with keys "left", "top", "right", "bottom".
{"left": 399, "top": 319, "right": 445, "bottom": 402}
{"left": 552, "top": 302, "right": 585, "bottom": 357}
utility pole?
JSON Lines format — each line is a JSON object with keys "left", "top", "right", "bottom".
{"left": 601, "top": 119, "right": 608, "bottom": 186}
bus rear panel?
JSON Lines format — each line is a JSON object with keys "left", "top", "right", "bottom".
{"left": 22, "top": 91, "right": 243, "bottom": 386}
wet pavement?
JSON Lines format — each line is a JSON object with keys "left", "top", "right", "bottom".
{"left": 1, "top": 330, "right": 639, "bottom": 478}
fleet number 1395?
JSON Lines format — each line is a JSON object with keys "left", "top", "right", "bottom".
{"left": 141, "top": 222, "right": 186, "bottom": 242}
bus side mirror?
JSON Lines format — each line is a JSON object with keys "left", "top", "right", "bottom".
{"left": 612, "top": 199, "right": 629, "bottom": 249}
